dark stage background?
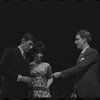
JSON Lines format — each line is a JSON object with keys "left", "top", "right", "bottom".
{"left": 0, "top": 0, "right": 100, "bottom": 98}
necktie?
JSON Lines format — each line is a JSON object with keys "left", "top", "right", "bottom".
{"left": 78, "top": 52, "right": 84, "bottom": 61}
{"left": 23, "top": 53, "right": 26, "bottom": 60}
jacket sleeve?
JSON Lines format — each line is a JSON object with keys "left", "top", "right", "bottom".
{"left": 61, "top": 50, "right": 99, "bottom": 79}
{"left": 0, "top": 48, "right": 18, "bottom": 81}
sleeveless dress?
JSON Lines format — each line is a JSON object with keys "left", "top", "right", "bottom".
{"left": 30, "top": 62, "right": 52, "bottom": 98}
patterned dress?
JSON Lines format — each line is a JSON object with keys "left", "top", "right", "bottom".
{"left": 30, "top": 62, "right": 52, "bottom": 98}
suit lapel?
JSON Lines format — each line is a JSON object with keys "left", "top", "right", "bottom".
{"left": 77, "top": 47, "right": 92, "bottom": 64}
{"left": 13, "top": 47, "right": 31, "bottom": 76}
{"left": 83, "top": 47, "right": 92, "bottom": 55}
{"left": 15, "top": 47, "right": 28, "bottom": 65}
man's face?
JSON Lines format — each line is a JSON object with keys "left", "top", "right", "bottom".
{"left": 23, "top": 40, "right": 33, "bottom": 52}
{"left": 74, "top": 35, "right": 85, "bottom": 50}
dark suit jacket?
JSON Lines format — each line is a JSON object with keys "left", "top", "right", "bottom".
{"left": 61, "top": 47, "right": 100, "bottom": 98}
{"left": 0, "top": 47, "right": 31, "bottom": 99}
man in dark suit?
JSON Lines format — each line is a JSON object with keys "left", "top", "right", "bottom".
{"left": 52, "top": 29, "right": 100, "bottom": 98}
{"left": 0, "top": 33, "right": 37, "bottom": 99}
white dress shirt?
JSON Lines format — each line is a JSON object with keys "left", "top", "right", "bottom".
{"left": 81, "top": 46, "right": 89, "bottom": 54}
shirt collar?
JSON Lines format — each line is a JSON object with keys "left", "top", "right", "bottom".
{"left": 18, "top": 46, "right": 24, "bottom": 55}
{"left": 81, "top": 46, "right": 89, "bottom": 54}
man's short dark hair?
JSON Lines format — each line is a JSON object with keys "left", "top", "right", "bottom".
{"left": 20, "top": 33, "right": 37, "bottom": 43}
{"left": 76, "top": 29, "right": 92, "bottom": 44}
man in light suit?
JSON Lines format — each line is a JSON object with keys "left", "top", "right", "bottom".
{"left": 0, "top": 33, "right": 37, "bottom": 99}
{"left": 52, "top": 29, "right": 100, "bottom": 98}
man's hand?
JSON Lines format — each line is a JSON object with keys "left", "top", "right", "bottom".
{"left": 52, "top": 72, "right": 61, "bottom": 78}
{"left": 20, "top": 76, "right": 32, "bottom": 86}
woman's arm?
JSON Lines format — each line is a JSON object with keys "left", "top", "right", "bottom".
{"left": 46, "top": 63, "right": 53, "bottom": 87}
{"left": 47, "top": 77, "right": 53, "bottom": 87}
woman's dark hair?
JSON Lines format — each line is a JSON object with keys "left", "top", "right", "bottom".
{"left": 34, "top": 41, "right": 46, "bottom": 54}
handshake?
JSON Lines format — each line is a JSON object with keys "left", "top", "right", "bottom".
{"left": 51, "top": 72, "right": 61, "bottom": 78}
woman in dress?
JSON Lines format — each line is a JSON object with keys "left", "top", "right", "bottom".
{"left": 30, "top": 41, "right": 53, "bottom": 98}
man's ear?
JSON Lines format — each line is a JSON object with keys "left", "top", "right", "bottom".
{"left": 84, "top": 38, "right": 87, "bottom": 43}
{"left": 22, "top": 38, "right": 25, "bottom": 44}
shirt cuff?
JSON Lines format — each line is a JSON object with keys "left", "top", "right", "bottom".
{"left": 17, "top": 75, "right": 22, "bottom": 82}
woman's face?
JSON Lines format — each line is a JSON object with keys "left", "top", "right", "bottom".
{"left": 35, "top": 53, "right": 43, "bottom": 62}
